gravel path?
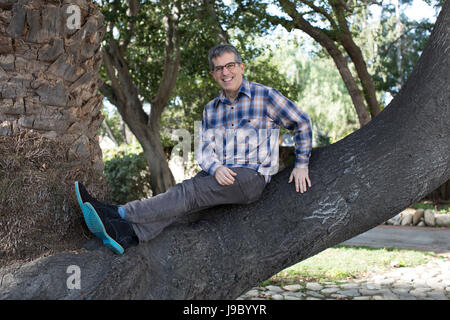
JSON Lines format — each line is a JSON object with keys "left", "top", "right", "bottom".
{"left": 238, "top": 255, "right": 449, "bottom": 300}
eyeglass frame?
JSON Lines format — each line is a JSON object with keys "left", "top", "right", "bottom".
{"left": 211, "top": 61, "right": 241, "bottom": 74}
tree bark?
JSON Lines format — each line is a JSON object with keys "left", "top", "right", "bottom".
{"left": 0, "top": 0, "right": 106, "bottom": 172}
{"left": 0, "top": 0, "right": 109, "bottom": 265}
{"left": 203, "top": 0, "right": 230, "bottom": 44}
{"left": 0, "top": 1, "right": 449, "bottom": 300}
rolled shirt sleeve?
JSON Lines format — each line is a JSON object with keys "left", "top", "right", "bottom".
{"left": 196, "top": 109, "right": 222, "bottom": 176}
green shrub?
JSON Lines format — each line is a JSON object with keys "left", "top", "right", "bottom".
{"left": 103, "top": 145, "right": 152, "bottom": 204}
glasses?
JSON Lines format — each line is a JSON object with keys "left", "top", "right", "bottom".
{"left": 212, "top": 62, "right": 240, "bottom": 74}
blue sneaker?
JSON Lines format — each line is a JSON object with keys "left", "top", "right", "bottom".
{"left": 82, "top": 202, "right": 139, "bottom": 254}
{"left": 74, "top": 181, "right": 120, "bottom": 220}
{"left": 74, "top": 182, "right": 138, "bottom": 254}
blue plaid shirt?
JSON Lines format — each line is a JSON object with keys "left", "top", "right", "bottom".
{"left": 196, "top": 78, "right": 312, "bottom": 183}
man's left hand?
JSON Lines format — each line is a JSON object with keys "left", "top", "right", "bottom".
{"left": 288, "top": 167, "right": 311, "bottom": 194}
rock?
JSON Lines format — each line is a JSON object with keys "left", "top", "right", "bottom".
{"left": 340, "top": 283, "right": 360, "bottom": 289}
{"left": 245, "top": 290, "right": 259, "bottom": 297}
{"left": 413, "top": 209, "right": 424, "bottom": 225}
{"left": 271, "top": 294, "right": 284, "bottom": 300}
{"left": 435, "top": 214, "right": 450, "bottom": 227}
{"left": 337, "top": 289, "right": 360, "bottom": 297}
{"left": 359, "top": 288, "right": 382, "bottom": 296}
{"left": 424, "top": 209, "right": 436, "bottom": 226}
{"left": 284, "top": 295, "right": 302, "bottom": 300}
{"left": 265, "top": 285, "right": 283, "bottom": 293}
{"left": 306, "top": 282, "right": 323, "bottom": 291}
{"left": 386, "top": 213, "right": 401, "bottom": 225}
{"left": 283, "top": 291, "right": 305, "bottom": 298}
{"left": 366, "top": 283, "right": 381, "bottom": 290}
{"left": 417, "top": 221, "right": 425, "bottom": 227}
{"left": 401, "top": 212, "right": 414, "bottom": 226}
{"left": 409, "top": 289, "right": 429, "bottom": 297}
{"left": 282, "top": 284, "right": 302, "bottom": 291}
{"left": 306, "top": 291, "right": 324, "bottom": 298}
{"left": 390, "top": 260, "right": 400, "bottom": 268}
{"left": 321, "top": 287, "right": 340, "bottom": 294}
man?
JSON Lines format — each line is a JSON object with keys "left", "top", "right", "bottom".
{"left": 75, "top": 44, "right": 312, "bottom": 254}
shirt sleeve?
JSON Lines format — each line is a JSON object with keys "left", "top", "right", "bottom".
{"left": 195, "top": 108, "right": 222, "bottom": 176}
{"left": 266, "top": 88, "right": 312, "bottom": 168}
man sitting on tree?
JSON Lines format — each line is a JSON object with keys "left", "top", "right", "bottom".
{"left": 75, "top": 44, "right": 312, "bottom": 254}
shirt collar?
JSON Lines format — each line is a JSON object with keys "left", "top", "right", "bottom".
{"left": 217, "top": 77, "right": 252, "bottom": 105}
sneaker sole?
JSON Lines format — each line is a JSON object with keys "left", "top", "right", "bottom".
{"left": 74, "top": 181, "right": 85, "bottom": 207}
{"left": 82, "top": 202, "right": 124, "bottom": 255}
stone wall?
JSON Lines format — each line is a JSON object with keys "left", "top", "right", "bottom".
{"left": 385, "top": 208, "right": 450, "bottom": 228}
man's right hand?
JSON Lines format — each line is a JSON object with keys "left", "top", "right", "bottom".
{"left": 214, "top": 166, "right": 237, "bottom": 185}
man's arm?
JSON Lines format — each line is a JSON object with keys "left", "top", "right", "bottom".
{"left": 267, "top": 88, "right": 313, "bottom": 193}
{"left": 196, "top": 121, "right": 237, "bottom": 185}
{"left": 196, "top": 113, "right": 222, "bottom": 176}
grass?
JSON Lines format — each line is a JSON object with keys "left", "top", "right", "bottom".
{"left": 410, "top": 202, "right": 450, "bottom": 213}
{"left": 261, "top": 245, "right": 439, "bottom": 286}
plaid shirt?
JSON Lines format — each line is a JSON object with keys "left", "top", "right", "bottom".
{"left": 196, "top": 78, "right": 312, "bottom": 183}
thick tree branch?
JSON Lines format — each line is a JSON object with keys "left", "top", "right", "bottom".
{"left": 299, "top": 0, "right": 339, "bottom": 30}
{"left": 204, "top": 0, "right": 230, "bottom": 44}
{"left": 150, "top": 1, "right": 181, "bottom": 127}
{"left": 120, "top": 0, "right": 141, "bottom": 49}
{"left": 330, "top": 0, "right": 381, "bottom": 117}
{"left": 101, "top": 41, "right": 148, "bottom": 125}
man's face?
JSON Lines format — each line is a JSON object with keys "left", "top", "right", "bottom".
{"left": 210, "top": 52, "right": 245, "bottom": 95}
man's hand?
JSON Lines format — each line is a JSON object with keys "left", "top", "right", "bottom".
{"left": 214, "top": 166, "right": 237, "bottom": 185}
{"left": 288, "top": 167, "right": 311, "bottom": 194}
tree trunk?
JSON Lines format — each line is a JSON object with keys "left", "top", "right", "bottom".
{"left": 331, "top": 0, "right": 381, "bottom": 118}
{"left": 100, "top": 1, "right": 180, "bottom": 195}
{"left": 316, "top": 34, "right": 372, "bottom": 126}
{"left": 0, "top": 0, "right": 105, "bottom": 170}
{"left": 0, "top": 1, "right": 449, "bottom": 300}
{"left": 0, "top": 0, "right": 109, "bottom": 264}
{"left": 141, "top": 127, "right": 176, "bottom": 196}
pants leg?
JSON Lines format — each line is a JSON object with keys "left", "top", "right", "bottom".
{"left": 122, "top": 167, "right": 266, "bottom": 242}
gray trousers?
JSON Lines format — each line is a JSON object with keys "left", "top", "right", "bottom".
{"left": 123, "top": 167, "right": 267, "bottom": 242}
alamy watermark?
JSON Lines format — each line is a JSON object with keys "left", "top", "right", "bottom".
{"left": 170, "top": 121, "right": 280, "bottom": 176}
{"left": 66, "top": 265, "right": 81, "bottom": 290}
{"left": 66, "top": 5, "right": 81, "bottom": 30}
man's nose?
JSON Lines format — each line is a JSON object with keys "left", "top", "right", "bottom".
{"left": 222, "top": 67, "right": 231, "bottom": 76}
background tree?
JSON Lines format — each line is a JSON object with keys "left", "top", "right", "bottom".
{"left": 237, "top": 0, "right": 385, "bottom": 126}
{"left": 0, "top": 0, "right": 108, "bottom": 264}
{"left": 372, "top": 0, "right": 437, "bottom": 97}
{"left": 99, "top": 0, "right": 181, "bottom": 195}
{"left": 98, "top": 0, "right": 300, "bottom": 194}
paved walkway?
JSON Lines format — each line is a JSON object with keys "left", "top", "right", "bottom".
{"left": 342, "top": 225, "right": 450, "bottom": 253}
{"left": 239, "top": 226, "right": 450, "bottom": 300}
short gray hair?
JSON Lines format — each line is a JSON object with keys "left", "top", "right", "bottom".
{"left": 208, "top": 44, "right": 243, "bottom": 71}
